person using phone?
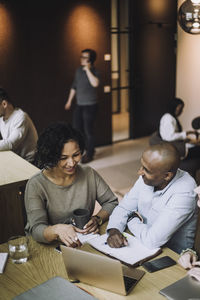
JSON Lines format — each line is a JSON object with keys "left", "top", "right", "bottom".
{"left": 25, "top": 122, "right": 118, "bottom": 247}
{"left": 64, "top": 49, "right": 100, "bottom": 164}
{"left": 178, "top": 185, "right": 200, "bottom": 281}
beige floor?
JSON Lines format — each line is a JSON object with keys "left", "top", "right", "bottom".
{"left": 82, "top": 136, "right": 149, "bottom": 204}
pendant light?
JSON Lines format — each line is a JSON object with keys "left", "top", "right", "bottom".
{"left": 178, "top": 0, "right": 200, "bottom": 34}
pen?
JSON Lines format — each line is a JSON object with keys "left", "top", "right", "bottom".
{"left": 122, "top": 233, "right": 128, "bottom": 239}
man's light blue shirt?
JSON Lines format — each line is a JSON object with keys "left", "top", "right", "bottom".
{"left": 107, "top": 169, "right": 198, "bottom": 253}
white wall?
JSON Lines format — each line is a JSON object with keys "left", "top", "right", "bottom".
{"left": 176, "top": 0, "right": 200, "bottom": 130}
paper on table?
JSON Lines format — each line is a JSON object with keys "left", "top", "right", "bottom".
{"left": 0, "top": 253, "right": 8, "bottom": 273}
{"left": 77, "top": 232, "right": 100, "bottom": 245}
{"left": 87, "top": 233, "right": 161, "bottom": 266}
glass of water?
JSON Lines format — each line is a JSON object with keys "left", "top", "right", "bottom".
{"left": 8, "top": 235, "right": 29, "bottom": 264}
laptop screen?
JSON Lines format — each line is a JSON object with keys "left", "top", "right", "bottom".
{"left": 61, "top": 245, "right": 145, "bottom": 295}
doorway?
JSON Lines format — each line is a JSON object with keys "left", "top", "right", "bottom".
{"left": 111, "top": 0, "right": 130, "bottom": 142}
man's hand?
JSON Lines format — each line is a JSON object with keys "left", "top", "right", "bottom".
{"left": 82, "top": 64, "right": 91, "bottom": 72}
{"left": 107, "top": 228, "right": 128, "bottom": 248}
{"left": 64, "top": 101, "right": 71, "bottom": 110}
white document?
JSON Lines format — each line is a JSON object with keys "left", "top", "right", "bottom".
{"left": 0, "top": 253, "right": 8, "bottom": 273}
{"left": 77, "top": 232, "right": 100, "bottom": 245}
{"left": 87, "top": 233, "right": 161, "bottom": 266}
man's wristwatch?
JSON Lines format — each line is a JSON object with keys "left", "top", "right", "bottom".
{"left": 127, "top": 211, "right": 143, "bottom": 222}
{"left": 93, "top": 215, "right": 103, "bottom": 226}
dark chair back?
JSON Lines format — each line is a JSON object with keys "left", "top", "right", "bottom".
{"left": 149, "top": 131, "right": 186, "bottom": 158}
{"left": 194, "top": 208, "right": 200, "bottom": 257}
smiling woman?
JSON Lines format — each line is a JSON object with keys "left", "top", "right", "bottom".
{"left": 24, "top": 122, "right": 118, "bottom": 247}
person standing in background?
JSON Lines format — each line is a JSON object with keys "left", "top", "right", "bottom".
{"left": 65, "top": 49, "right": 100, "bottom": 164}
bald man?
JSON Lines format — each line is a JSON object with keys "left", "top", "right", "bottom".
{"left": 107, "top": 143, "right": 198, "bottom": 253}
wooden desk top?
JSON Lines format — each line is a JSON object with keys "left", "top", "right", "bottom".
{"left": 0, "top": 237, "right": 187, "bottom": 300}
{"left": 0, "top": 151, "right": 39, "bottom": 186}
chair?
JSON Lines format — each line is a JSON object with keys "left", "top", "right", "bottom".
{"left": 194, "top": 207, "right": 200, "bottom": 258}
{"left": 149, "top": 131, "right": 186, "bottom": 158}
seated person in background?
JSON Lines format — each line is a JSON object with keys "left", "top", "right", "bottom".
{"left": 159, "top": 98, "right": 199, "bottom": 159}
{"left": 106, "top": 143, "right": 198, "bottom": 254}
{"left": 25, "top": 122, "right": 118, "bottom": 247}
{"left": 0, "top": 88, "right": 38, "bottom": 163}
{"left": 192, "top": 116, "right": 200, "bottom": 133}
{"left": 178, "top": 185, "right": 200, "bottom": 281}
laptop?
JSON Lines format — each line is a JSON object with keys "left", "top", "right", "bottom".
{"left": 13, "top": 276, "right": 97, "bottom": 300}
{"left": 159, "top": 275, "right": 200, "bottom": 300}
{"left": 60, "top": 245, "right": 145, "bottom": 296}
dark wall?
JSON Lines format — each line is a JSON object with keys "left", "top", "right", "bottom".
{"left": 0, "top": 0, "right": 178, "bottom": 143}
{"left": 0, "top": 0, "right": 111, "bottom": 145}
{"left": 129, "top": 0, "right": 177, "bottom": 138}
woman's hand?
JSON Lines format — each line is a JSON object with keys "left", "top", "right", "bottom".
{"left": 178, "top": 252, "right": 197, "bottom": 269}
{"left": 187, "top": 261, "right": 200, "bottom": 281}
{"left": 186, "top": 130, "right": 199, "bottom": 140}
{"left": 55, "top": 224, "right": 81, "bottom": 247}
{"left": 80, "top": 216, "right": 100, "bottom": 234}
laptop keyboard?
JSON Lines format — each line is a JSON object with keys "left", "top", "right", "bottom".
{"left": 123, "top": 276, "right": 138, "bottom": 292}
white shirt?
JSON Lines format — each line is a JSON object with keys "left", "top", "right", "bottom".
{"left": 159, "top": 113, "right": 195, "bottom": 158}
{"left": 0, "top": 108, "right": 38, "bottom": 162}
{"left": 107, "top": 169, "right": 197, "bottom": 250}
{"left": 159, "top": 113, "right": 186, "bottom": 141}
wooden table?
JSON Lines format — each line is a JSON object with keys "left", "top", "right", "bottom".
{"left": 0, "top": 151, "right": 39, "bottom": 243}
{"left": 0, "top": 236, "right": 187, "bottom": 300}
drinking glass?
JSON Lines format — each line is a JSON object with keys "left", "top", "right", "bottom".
{"left": 8, "top": 235, "right": 29, "bottom": 264}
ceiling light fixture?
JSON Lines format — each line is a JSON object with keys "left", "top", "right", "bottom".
{"left": 178, "top": 0, "right": 200, "bottom": 34}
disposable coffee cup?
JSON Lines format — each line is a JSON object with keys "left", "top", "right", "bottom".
{"left": 8, "top": 235, "right": 29, "bottom": 264}
{"left": 71, "top": 208, "right": 90, "bottom": 229}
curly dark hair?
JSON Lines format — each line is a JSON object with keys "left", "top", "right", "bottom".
{"left": 34, "top": 122, "right": 85, "bottom": 169}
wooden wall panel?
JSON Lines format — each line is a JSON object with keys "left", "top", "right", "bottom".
{"left": 0, "top": 181, "right": 27, "bottom": 243}
{"left": 0, "top": 0, "right": 178, "bottom": 143}
{"left": 129, "top": 0, "right": 177, "bottom": 138}
{"left": 0, "top": 0, "right": 111, "bottom": 146}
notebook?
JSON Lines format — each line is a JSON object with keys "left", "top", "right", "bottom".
{"left": 159, "top": 275, "right": 200, "bottom": 300}
{"left": 13, "top": 276, "right": 97, "bottom": 300}
{"left": 61, "top": 245, "right": 145, "bottom": 296}
{"left": 78, "top": 232, "right": 161, "bottom": 266}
